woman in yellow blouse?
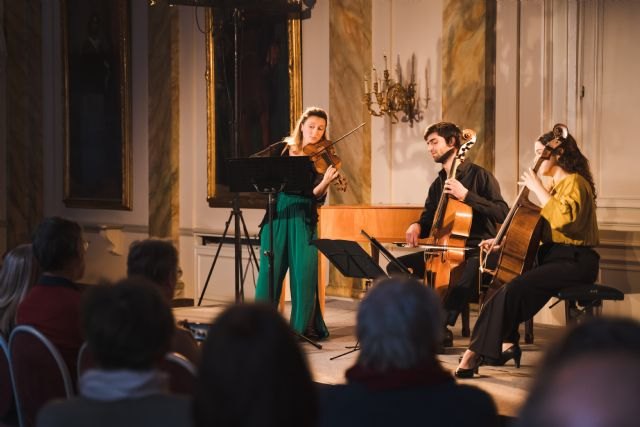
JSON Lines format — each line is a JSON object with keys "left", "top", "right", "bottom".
{"left": 455, "top": 124, "right": 599, "bottom": 378}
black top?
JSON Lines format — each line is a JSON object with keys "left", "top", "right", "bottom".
{"left": 417, "top": 161, "right": 509, "bottom": 246}
{"left": 318, "top": 380, "right": 499, "bottom": 427}
{"left": 259, "top": 141, "right": 326, "bottom": 227}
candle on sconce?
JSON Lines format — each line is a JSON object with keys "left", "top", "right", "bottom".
{"left": 384, "top": 55, "right": 389, "bottom": 71}
{"left": 411, "top": 55, "right": 416, "bottom": 83}
{"left": 364, "top": 75, "right": 369, "bottom": 94}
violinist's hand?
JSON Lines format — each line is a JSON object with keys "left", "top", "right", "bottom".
{"left": 321, "top": 165, "right": 339, "bottom": 185}
{"left": 405, "top": 223, "right": 421, "bottom": 247}
{"left": 444, "top": 178, "right": 469, "bottom": 201}
{"left": 479, "top": 238, "right": 500, "bottom": 253}
{"left": 314, "top": 165, "right": 340, "bottom": 197}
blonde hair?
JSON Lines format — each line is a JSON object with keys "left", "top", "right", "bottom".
{"left": 285, "top": 106, "right": 329, "bottom": 154}
{"left": 0, "top": 244, "right": 39, "bottom": 336}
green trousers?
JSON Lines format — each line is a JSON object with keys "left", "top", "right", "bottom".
{"left": 255, "top": 193, "right": 329, "bottom": 338}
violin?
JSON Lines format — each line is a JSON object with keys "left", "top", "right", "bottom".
{"left": 300, "top": 122, "right": 364, "bottom": 193}
{"left": 303, "top": 139, "right": 348, "bottom": 192}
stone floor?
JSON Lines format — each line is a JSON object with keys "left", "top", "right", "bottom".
{"left": 175, "top": 297, "right": 565, "bottom": 418}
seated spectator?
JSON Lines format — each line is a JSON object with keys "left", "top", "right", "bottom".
{"left": 127, "top": 239, "right": 200, "bottom": 364}
{"left": 318, "top": 277, "right": 498, "bottom": 427}
{"left": 37, "top": 278, "right": 192, "bottom": 427}
{"left": 193, "top": 303, "right": 317, "bottom": 427}
{"left": 0, "top": 244, "right": 39, "bottom": 337}
{"left": 516, "top": 317, "right": 640, "bottom": 427}
{"left": 16, "top": 217, "right": 86, "bottom": 381}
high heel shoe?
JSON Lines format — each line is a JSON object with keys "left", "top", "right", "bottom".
{"left": 454, "top": 354, "right": 483, "bottom": 379}
{"left": 496, "top": 344, "right": 522, "bottom": 368}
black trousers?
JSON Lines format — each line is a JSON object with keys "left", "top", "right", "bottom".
{"left": 469, "top": 244, "right": 600, "bottom": 360}
{"left": 388, "top": 251, "right": 481, "bottom": 326}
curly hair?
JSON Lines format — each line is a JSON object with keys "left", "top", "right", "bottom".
{"left": 424, "top": 122, "right": 462, "bottom": 149}
{"left": 538, "top": 124, "right": 597, "bottom": 201}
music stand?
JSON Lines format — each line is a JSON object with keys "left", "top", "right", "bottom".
{"left": 226, "top": 156, "right": 321, "bottom": 349}
{"left": 311, "top": 238, "right": 388, "bottom": 360}
{"left": 360, "top": 229, "right": 413, "bottom": 276}
{"left": 311, "top": 239, "right": 387, "bottom": 280}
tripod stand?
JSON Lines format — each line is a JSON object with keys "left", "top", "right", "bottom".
{"left": 198, "top": 202, "right": 259, "bottom": 305}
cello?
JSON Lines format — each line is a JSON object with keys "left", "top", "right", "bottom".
{"left": 480, "top": 124, "right": 567, "bottom": 299}
{"left": 424, "top": 129, "right": 477, "bottom": 299}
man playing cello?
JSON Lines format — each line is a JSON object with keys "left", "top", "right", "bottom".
{"left": 388, "top": 122, "right": 509, "bottom": 347}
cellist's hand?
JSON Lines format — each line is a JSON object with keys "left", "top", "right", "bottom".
{"left": 519, "top": 168, "right": 551, "bottom": 206}
{"left": 405, "top": 223, "right": 421, "bottom": 247}
{"left": 479, "top": 238, "right": 500, "bottom": 253}
{"left": 444, "top": 178, "right": 469, "bottom": 201}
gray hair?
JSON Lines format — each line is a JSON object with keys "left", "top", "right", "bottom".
{"left": 0, "top": 244, "right": 39, "bottom": 336}
{"left": 356, "top": 277, "right": 443, "bottom": 371}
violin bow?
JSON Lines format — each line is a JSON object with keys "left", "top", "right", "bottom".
{"left": 309, "top": 122, "right": 366, "bottom": 156}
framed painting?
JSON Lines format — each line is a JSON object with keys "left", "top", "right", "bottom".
{"left": 205, "top": 8, "right": 302, "bottom": 208}
{"left": 62, "top": 0, "right": 132, "bottom": 209}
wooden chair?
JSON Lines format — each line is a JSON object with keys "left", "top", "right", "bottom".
{"left": 159, "top": 352, "right": 197, "bottom": 396}
{"left": 9, "top": 326, "right": 74, "bottom": 427}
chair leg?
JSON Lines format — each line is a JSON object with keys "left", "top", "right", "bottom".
{"left": 461, "top": 303, "right": 470, "bottom": 338}
{"left": 524, "top": 318, "right": 534, "bottom": 344}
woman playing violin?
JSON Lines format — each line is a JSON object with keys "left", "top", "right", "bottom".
{"left": 455, "top": 124, "right": 599, "bottom": 378}
{"left": 255, "top": 106, "right": 340, "bottom": 340}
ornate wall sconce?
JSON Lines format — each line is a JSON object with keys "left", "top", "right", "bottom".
{"left": 364, "top": 55, "right": 424, "bottom": 127}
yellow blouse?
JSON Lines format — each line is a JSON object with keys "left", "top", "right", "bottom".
{"left": 540, "top": 173, "right": 599, "bottom": 246}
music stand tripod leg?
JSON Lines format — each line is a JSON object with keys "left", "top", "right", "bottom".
{"left": 198, "top": 207, "right": 259, "bottom": 306}
{"left": 330, "top": 340, "right": 360, "bottom": 360}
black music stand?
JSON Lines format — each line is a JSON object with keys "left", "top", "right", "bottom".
{"left": 311, "top": 238, "right": 388, "bottom": 359}
{"left": 311, "top": 239, "right": 387, "bottom": 280}
{"left": 227, "top": 156, "right": 321, "bottom": 349}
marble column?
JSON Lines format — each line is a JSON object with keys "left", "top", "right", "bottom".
{"left": 148, "top": 4, "right": 180, "bottom": 242}
{"left": 329, "top": 0, "right": 372, "bottom": 206}
{"left": 328, "top": 0, "right": 372, "bottom": 298}
{"left": 4, "top": 0, "right": 43, "bottom": 248}
{"left": 442, "top": 0, "right": 496, "bottom": 170}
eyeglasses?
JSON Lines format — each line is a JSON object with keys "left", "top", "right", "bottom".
{"left": 177, "top": 268, "right": 183, "bottom": 279}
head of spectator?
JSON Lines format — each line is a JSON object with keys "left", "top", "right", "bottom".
{"left": 193, "top": 303, "right": 317, "bottom": 427}
{"left": 0, "top": 244, "right": 39, "bottom": 336}
{"left": 516, "top": 317, "right": 640, "bottom": 427}
{"left": 81, "top": 277, "right": 175, "bottom": 372}
{"left": 32, "top": 216, "right": 86, "bottom": 281}
{"left": 36, "top": 279, "right": 188, "bottom": 427}
{"left": 126, "top": 239, "right": 179, "bottom": 301}
{"left": 354, "top": 277, "right": 444, "bottom": 373}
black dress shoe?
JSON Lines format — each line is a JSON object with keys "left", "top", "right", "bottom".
{"left": 497, "top": 344, "right": 522, "bottom": 368}
{"left": 455, "top": 355, "right": 483, "bottom": 379}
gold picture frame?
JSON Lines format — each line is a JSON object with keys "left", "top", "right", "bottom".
{"left": 62, "top": 0, "right": 132, "bottom": 210}
{"left": 206, "top": 10, "right": 302, "bottom": 207}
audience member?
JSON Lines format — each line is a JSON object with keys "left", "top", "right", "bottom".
{"left": 37, "top": 278, "right": 191, "bottom": 427}
{"left": 318, "top": 277, "right": 498, "bottom": 427}
{"left": 16, "top": 217, "right": 86, "bottom": 380}
{"left": 193, "top": 303, "right": 317, "bottom": 427}
{"left": 126, "top": 239, "right": 200, "bottom": 364}
{"left": 0, "top": 244, "right": 39, "bottom": 337}
{"left": 516, "top": 317, "right": 640, "bottom": 427}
